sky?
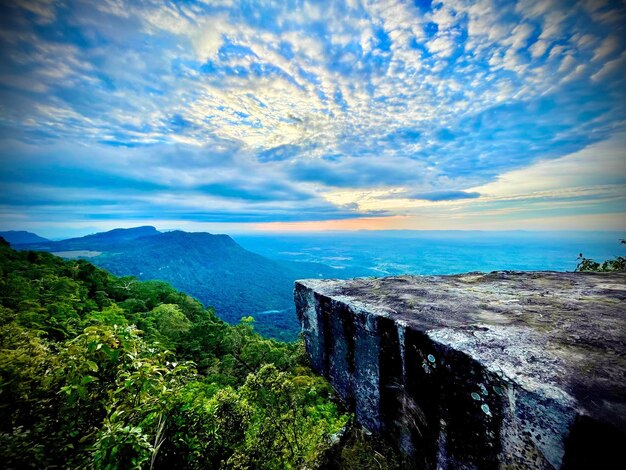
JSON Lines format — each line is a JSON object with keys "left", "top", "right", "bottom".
{"left": 0, "top": 0, "right": 625, "bottom": 238}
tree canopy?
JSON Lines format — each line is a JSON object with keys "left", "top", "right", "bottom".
{"left": 0, "top": 239, "right": 366, "bottom": 468}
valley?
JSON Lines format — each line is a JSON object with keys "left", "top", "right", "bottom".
{"left": 13, "top": 227, "right": 371, "bottom": 340}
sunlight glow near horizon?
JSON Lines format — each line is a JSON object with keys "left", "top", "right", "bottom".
{"left": 0, "top": 0, "right": 625, "bottom": 236}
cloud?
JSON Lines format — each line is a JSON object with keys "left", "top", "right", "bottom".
{"left": 427, "top": 33, "right": 458, "bottom": 57}
{"left": 288, "top": 155, "right": 433, "bottom": 188}
{"left": 469, "top": 133, "right": 626, "bottom": 200}
{"left": 592, "top": 51, "right": 626, "bottom": 82}
{"left": 592, "top": 35, "right": 620, "bottom": 62}
{"left": 406, "top": 191, "right": 481, "bottom": 202}
{"left": 0, "top": 0, "right": 624, "bottom": 231}
{"left": 12, "top": 0, "right": 56, "bottom": 23}
{"left": 192, "top": 26, "right": 225, "bottom": 62}
{"left": 529, "top": 38, "right": 550, "bottom": 58}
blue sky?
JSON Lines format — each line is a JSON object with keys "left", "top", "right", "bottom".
{"left": 0, "top": 0, "right": 625, "bottom": 237}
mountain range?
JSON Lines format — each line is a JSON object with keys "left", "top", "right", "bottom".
{"left": 0, "top": 230, "right": 49, "bottom": 244}
{"left": 10, "top": 226, "right": 365, "bottom": 339}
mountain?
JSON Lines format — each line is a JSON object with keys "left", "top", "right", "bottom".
{"left": 68, "top": 225, "right": 160, "bottom": 244}
{"left": 0, "top": 230, "right": 49, "bottom": 245}
{"left": 22, "top": 225, "right": 160, "bottom": 251}
{"left": 17, "top": 228, "right": 353, "bottom": 339}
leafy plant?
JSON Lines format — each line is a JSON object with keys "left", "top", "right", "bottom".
{"left": 0, "top": 240, "right": 379, "bottom": 469}
{"left": 576, "top": 239, "right": 626, "bottom": 272}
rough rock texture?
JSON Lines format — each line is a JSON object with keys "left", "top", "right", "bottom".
{"left": 295, "top": 272, "right": 626, "bottom": 469}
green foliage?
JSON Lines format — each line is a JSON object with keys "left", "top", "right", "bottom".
{"left": 576, "top": 239, "right": 626, "bottom": 272}
{"left": 92, "top": 421, "right": 154, "bottom": 470}
{"left": 0, "top": 241, "right": 363, "bottom": 469}
{"left": 231, "top": 364, "right": 349, "bottom": 468}
{"left": 317, "top": 424, "right": 403, "bottom": 470}
{"left": 17, "top": 229, "right": 348, "bottom": 340}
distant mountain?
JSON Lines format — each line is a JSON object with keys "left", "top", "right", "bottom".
{"left": 23, "top": 226, "right": 160, "bottom": 251}
{"left": 17, "top": 228, "right": 353, "bottom": 340}
{"left": 0, "top": 230, "right": 49, "bottom": 245}
{"left": 70, "top": 225, "right": 160, "bottom": 243}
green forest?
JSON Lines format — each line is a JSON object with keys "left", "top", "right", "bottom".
{"left": 0, "top": 239, "right": 397, "bottom": 469}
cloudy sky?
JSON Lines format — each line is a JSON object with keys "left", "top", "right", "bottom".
{"left": 0, "top": 0, "right": 625, "bottom": 237}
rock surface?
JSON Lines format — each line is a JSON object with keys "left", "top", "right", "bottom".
{"left": 295, "top": 272, "right": 626, "bottom": 469}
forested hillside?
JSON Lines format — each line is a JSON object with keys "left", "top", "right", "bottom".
{"left": 0, "top": 239, "right": 367, "bottom": 468}
{"left": 16, "top": 227, "right": 361, "bottom": 340}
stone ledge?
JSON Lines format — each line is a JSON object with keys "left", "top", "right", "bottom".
{"left": 295, "top": 272, "right": 626, "bottom": 469}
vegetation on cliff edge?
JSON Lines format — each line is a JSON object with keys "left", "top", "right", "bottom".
{"left": 576, "top": 239, "right": 626, "bottom": 272}
{"left": 0, "top": 238, "right": 355, "bottom": 469}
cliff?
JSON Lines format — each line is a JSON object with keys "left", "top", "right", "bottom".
{"left": 295, "top": 272, "right": 626, "bottom": 469}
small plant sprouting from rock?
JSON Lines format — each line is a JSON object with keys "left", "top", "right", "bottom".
{"left": 576, "top": 239, "right": 626, "bottom": 272}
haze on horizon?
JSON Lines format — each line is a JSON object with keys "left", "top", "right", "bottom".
{"left": 0, "top": 0, "right": 625, "bottom": 239}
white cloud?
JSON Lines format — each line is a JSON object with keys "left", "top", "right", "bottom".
{"left": 469, "top": 134, "right": 626, "bottom": 199}
{"left": 503, "top": 22, "right": 534, "bottom": 50}
{"left": 592, "top": 35, "right": 620, "bottom": 62}
{"left": 557, "top": 54, "right": 576, "bottom": 73}
{"left": 428, "top": 34, "right": 457, "bottom": 57}
{"left": 192, "top": 25, "right": 224, "bottom": 62}
{"left": 528, "top": 38, "right": 549, "bottom": 58}
{"left": 591, "top": 50, "right": 626, "bottom": 82}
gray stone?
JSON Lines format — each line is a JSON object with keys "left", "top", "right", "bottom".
{"left": 295, "top": 272, "right": 626, "bottom": 469}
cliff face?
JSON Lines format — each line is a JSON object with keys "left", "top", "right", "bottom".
{"left": 295, "top": 272, "right": 626, "bottom": 469}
